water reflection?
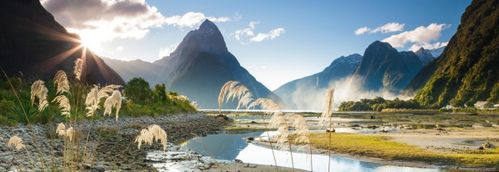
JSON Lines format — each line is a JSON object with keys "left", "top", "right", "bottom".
{"left": 182, "top": 132, "right": 440, "bottom": 172}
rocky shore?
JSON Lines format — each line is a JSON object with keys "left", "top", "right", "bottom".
{"left": 0, "top": 113, "right": 230, "bottom": 171}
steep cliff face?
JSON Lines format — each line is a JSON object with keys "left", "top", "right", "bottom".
{"left": 353, "top": 41, "right": 423, "bottom": 92}
{"left": 413, "top": 0, "right": 499, "bottom": 107}
{"left": 0, "top": 0, "right": 123, "bottom": 85}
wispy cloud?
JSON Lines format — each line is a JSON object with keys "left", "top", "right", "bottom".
{"left": 165, "top": 12, "right": 231, "bottom": 28}
{"left": 355, "top": 22, "right": 405, "bottom": 35}
{"left": 158, "top": 43, "right": 179, "bottom": 58}
{"left": 234, "top": 21, "right": 285, "bottom": 43}
{"left": 382, "top": 23, "right": 449, "bottom": 49}
{"left": 409, "top": 41, "right": 448, "bottom": 51}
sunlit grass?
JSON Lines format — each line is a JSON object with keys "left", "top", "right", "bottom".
{"left": 309, "top": 133, "right": 499, "bottom": 167}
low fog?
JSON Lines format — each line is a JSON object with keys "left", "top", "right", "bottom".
{"left": 286, "top": 76, "right": 412, "bottom": 111}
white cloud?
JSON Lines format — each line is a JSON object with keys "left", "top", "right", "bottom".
{"left": 355, "top": 22, "right": 405, "bottom": 35}
{"left": 165, "top": 12, "right": 231, "bottom": 28}
{"left": 409, "top": 41, "right": 448, "bottom": 51}
{"left": 42, "top": 0, "right": 232, "bottom": 52}
{"left": 234, "top": 21, "right": 285, "bottom": 43}
{"left": 158, "top": 43, "right": 179, "bottom": 58}
{"left": 355, "top": 27, "right": 370, "bottom": 35}
{"left": 382, "top": 23, "right": 448, "bottom": 48}
{"left": 116, "top": 46, "right": 124, "bottom": 52}
{"left": 42, "top": 0, "right": 166, "bottom": 42}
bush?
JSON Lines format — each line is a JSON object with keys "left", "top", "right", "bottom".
{"left": 339, "top": 97, "right": 423, "bottom": 111}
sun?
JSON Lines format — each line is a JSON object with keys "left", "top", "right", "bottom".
{"left": 79, "top": 36, "right": 101, "bottom": 51}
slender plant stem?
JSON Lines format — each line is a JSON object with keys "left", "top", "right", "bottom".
{"left": 309, "top": 142, "right": 313, "bottom": 172}
{"left": 23, "top": 147, "right": 37, "bottom": 170}
{"left": 327, "top": 116, "right": 332, "bottom": 172}
{"left": 287, "top": 141, "right": 294, "bottom": 171}
{"left": 261, "top": 114, "right": 279, "bottom": 171}
{"left": 1, "top": 69, "right": 49, "bottom": 169}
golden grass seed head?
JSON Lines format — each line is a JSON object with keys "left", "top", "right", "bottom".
{"left": 74, "top": 58, "right": 83, "bottom": 80}
{"left": 53, "top": 70, "right": 70, "bottom": 95}
{"left": 7, "top": 135, "right": 25, "bottom": 150}
{"left": 30, "top": 80, "right": 49, "bottom": 111}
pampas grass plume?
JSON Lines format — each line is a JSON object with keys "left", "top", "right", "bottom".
{"left": 7, "top": 135, "right": 25, "bottom": 150}
{"left": 52, "top": 95, "right": 71, "bottom": 117}
{"left": 135, "top": 124, "right": 168, "bottom": 151}
{"left": 56, "top": 123, "right": 66, "bottom": 137}
{"left": 74, "top": 58, "right": 83, "bottom": 80}
{"left": 104, "top": 90, "right": 122, "bottom": 121}
{"left": 30, "top": 80, "right": 49, "bottom": 111}
{"left": 53, "top": 70, "right": 70, "bottom": 95}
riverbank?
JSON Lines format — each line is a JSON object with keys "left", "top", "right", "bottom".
{"left": 226, "top": 111, "right": 499, "bottom": 171}
{"left": 0, "top": 113, "right": 231, "bottom": 171}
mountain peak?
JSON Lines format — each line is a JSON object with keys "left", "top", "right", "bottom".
{"left": 414, "top": 47, "right": 434, "bottom": 65}
{"left": 168, "top": 19, "right": 228, "bottom": 57}
{"left": 415, "top": 47, "right": 431, "bottom": 55}
{"left": 369, "top": 41, "right": 393, "bottom": 49}
{"left": 199, "top": 19, "right": 217, "bottom": 30}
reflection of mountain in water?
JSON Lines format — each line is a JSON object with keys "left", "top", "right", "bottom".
{"left": 182, "top": 132, "right": 262, "bottom": 160}
{"left": 182, "top": 131, "right": 440, "bottom": 172}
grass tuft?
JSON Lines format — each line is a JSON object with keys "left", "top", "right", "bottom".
{"left": 309, "top": 133, "right": 499, "bottom": 167}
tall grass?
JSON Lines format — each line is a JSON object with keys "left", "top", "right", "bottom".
{"left": 320, "top": 87, "right": 334, "bottom": 172}
{"left": 290, "top": 114, "right": 312, "bottom": 171}
{"left": 218, "top": 80, "right": 302, "bottom": 170}
{"left": 0, "top": 57, "right": 126, "bottom": 170}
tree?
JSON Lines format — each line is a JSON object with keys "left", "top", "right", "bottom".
{"left": 124, "top": 78, "right": 152, "bottom": 104}
{"left": 152, "top": 84, "right": 167, "bottom": 102}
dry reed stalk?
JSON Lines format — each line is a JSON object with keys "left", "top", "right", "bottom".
{"left": 250, "top": 97, "right": 282, "bottom": 170}
{"left": 320, "top": 87, "right": 335, "bottom": 172}
{"left": 291, "top": 114, "right": 313, "bottom": 171}
{"left": 269, "top": 114, "right": 294, "bottom": 170}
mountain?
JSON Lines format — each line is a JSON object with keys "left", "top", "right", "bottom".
{"left": 0, "top": 0, "right": 123, "bottom": 85}
{"left": 105, "top": 20, "right": 278, "bottom": 108}
{"left": 414, "top": 48, "right": 435, "bottom": 65}
{"left": 274, "top": 54, "right": 362, "bottom": 109}
{"left": 102, "top": 58, "right": 163, "bottom": 84}
{"left": 353, "top": 41, "right": 423, "bottom": 92}
{"left": 429, "top": 46, "right": 445, "bottom": 57}
{"left": 411, "top": 0, "right": 499, "bottom": 107}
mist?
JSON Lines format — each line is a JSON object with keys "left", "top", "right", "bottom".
{"left": 285, "top": 76, "right": 412, "bottom": 111}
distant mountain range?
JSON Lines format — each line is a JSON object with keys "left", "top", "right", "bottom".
{"left": 104, "top": 20, "right": 278, "bottom": 108}
{"left": 409, "top": 0, "right": 499, "bottom": 107}
{"left": 0, "top": 0, "right": 123, "bottom": 85}
{"left": 274, "top": 54, "right": 362, "bottom": 109}
{"left": 354, "top": 41, "right": 424, "bottom": 92}
{"left": 274, "top": 40, "right": 441, "bottom": 109}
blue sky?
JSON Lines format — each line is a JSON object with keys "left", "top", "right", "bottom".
{"left": 42, "top": 0, "right": 471, "bottom": 90}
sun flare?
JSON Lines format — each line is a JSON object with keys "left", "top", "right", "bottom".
{"left": 79, "top": 35, "right": 101, "bottom": 51}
